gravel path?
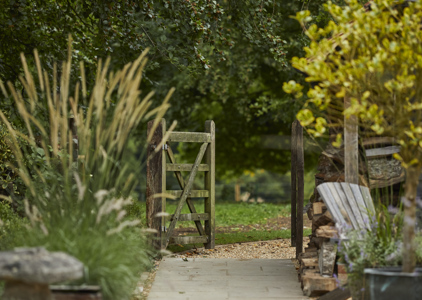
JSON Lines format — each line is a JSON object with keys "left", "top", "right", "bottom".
{"left": 172, "top": 238, "right": 309, "bottom": 260}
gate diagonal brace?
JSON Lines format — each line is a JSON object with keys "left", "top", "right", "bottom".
{"left": 166, "top": 145, "right": 206, "bottom": 236}
{"left": 165, "top": 142, "right": 209, "bottom": 247}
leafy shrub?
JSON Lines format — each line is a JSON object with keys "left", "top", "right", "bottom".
{"left": 0, "top": 123, "right": 25, "bottom": 198}
{"left": 0, "top": 201, "right": 27, "bottom": 250}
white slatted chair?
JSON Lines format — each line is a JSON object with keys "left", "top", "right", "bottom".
{"left": 316, "top": 182, "right": 376, "bottom": 240}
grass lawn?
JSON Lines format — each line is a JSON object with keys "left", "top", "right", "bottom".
{"left": 165, "top": 201, "right": 291, "bottom": 227}
{"left": 165, "top": 201, "right": 311, "bottom": 253}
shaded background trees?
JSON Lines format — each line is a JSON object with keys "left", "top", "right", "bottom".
{"left": 0, "top": 0, "right": 328, "bottom": 196}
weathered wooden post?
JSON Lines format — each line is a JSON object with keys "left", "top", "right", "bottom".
{"left": 204, "top": 120, "right": 216, "bottom": 249}
{"left": 344, "top": 96, "right": 359, "bottom": 184}
{"left": 296, "top": 121, "right": 304, "bottom": 259}
{"left": 291, "top": 122, "right": 298, "bottom": 247}
{"left": 291, "top": 120, "right": 304, "bottom": 258}
{"left": 146, "top": 119, "right": 166, "bottom": 249}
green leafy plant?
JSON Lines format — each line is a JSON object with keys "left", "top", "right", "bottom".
{"left": 0, "top": 40, "right": 172, "bottom": 299}
{"left": 337, "top": 204, "right": 405, "bottom": 298}
{"left": 0, "top": 122, "right": 26, "bottom": 198}
{"left": 284, "top": 0, "right": 422, "bottom": 272}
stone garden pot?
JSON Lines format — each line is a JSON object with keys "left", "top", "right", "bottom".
{"left": 364, "top": 267, "right": 422, "bottom": 300}
{"left": 51, "top": 285, "right": 102, "bottom": 300}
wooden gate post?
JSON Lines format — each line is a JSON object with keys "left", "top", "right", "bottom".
{"left": 296, "top": 122, "right": 304, "bottom": 259}
{"left": 146, "top": 119, "right": 166, "bottom": 249}
{"left": 291, "top": 122, "right": 298, "bottom": 247}
{"left": 291, "top": 120, "right": 304, "bottom": 258}
{"left": 344, "top": 96, "right": 359, "bottom": 184}
{"left": 204, "top": 120, "right": 216, "bottom": 249}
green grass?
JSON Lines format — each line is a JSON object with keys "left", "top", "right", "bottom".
{"left": 165, "top": 201, "right": 309, "bottom": 253}
{"left": 165, "top": 201, "right": 291, "bottom": 228}
{"left": 167, "top": 229, "right": 312, "bottom": 253}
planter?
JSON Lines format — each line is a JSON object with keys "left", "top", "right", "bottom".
{"left": 364, "top": 267, "right": 422, "bottom": 300}
{"left": 50, "top": 285, "right": 102, "bottom": 300}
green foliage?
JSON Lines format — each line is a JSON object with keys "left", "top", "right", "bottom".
{"left": 338, "top": 204, "right": 404, "bottom": 280}
{"left": 16, "top": 212, "right": 151, "bottom": 300}
{"left": 285, "top": 0, "right": 422, "bottom": 170}
{"left": 0, "top": 201, "right": 27, "bottom": 250}
{"left": 0, "top": 47, "right": 170, "bottom": 299}
{"left": 285, "top": 0, "right": 422, "bottom": 271}
{"left": 1, "top": 0, "right": 332, "bottom": 177}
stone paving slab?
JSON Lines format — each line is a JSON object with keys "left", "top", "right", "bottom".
{"left": 147, "top": 258, "right": 308, "bottom": 300}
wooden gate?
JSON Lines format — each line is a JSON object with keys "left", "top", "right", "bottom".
{"left": 146, "top": 119, "right": 215, "bottom": 250}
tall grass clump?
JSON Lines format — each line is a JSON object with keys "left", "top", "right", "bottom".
{"left": 0, "top": 39, "right": 173, "bottom": 299}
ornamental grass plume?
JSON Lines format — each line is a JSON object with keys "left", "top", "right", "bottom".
{"left": 0, "top": 38, "right": 173, "bottom": 299}
{"left": 284, "top": 0, "right": 422, "bottom": 272}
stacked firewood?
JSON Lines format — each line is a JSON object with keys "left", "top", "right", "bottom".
{"left": 297, "top": 136, "right": 404, "bottom": 297}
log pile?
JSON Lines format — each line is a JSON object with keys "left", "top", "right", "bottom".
{"left": 297, "top": 136, "right": 404, "bottom": 297}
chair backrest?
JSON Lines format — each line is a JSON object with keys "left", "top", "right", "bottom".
{"left": 316, "top": 182, "right": 375, "bottom": 235}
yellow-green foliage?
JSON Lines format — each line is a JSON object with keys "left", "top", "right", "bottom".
{"left": 284, "top": 0, "right": 422, "bottom": 168}
{"left": 284, "top": 0, "right": 422, "bottom": 272}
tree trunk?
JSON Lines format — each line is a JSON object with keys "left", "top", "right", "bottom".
{"left": 402, "top": 165, "right": 421, "bottom": 273}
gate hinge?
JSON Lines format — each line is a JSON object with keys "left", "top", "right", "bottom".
{"left": 161, "top": 226, "right": 167, "bottom": 232}
{"left": 162, "top": 144, "right": 168, "bottom": 151}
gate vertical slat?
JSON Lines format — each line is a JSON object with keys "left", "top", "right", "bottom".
{"left": 146, "top": 119, "right": 165, "bottom": 249}
{"left": 204, "top": 120, "right": 216, "bottom": 249}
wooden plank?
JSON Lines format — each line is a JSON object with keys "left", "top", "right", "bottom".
{"left": 317, "top": 184, "right": 348, "bottom": 238}
{"left": 166, "top": 145, "right": 206, "bottom": 237}
{"left": 317, "top": 286, "right": 351, "bottom": 300}
{"left": 313, "top": 202, "right": 325, "bottom": 215}
{"left": 360, "top": 185, "right": 375, "bottom": 216}
{"left": 302, "top": 274, "right": 337, "bottom": 297}
{"left": 166, "top": 190, "right": 209, "bottom": 198}
{"left": 327, "top": 183, "right": 356, "bottom": 229}
{"left": 171, "top": 213, "right": 209, "bottom": 222}
{"left": 291, "top": 121, "right": 298, "bottom": 247}
{"left": 362, "top": 136, "right": 396, "bottom": 147}
{"left": 165, "top": 142, "right": 208, "bottom": 247}
{"left": 316, "top": 225, "right": 338, "bottom": 238}
{"left": 166, "top": 163, "right": 209, "bottom": 172}
{"left": 302, "top": 258, "right": 319, "bottom": 268}
{"left": 169, "top": 236, "right": 208, "bottom": 245}
{"left": 204, "top": 120, "right": 215, "bottom": 249}
{"left": 168, "top": 131, "right": 211, "bottom": 143}
{"left": 340, "top": 183, "right": 366, "bottom": 230}
{"left": 146, "top": 119, "right": 165, "bottom": 249}
{"left": 344, "top": 96, "right": 359, "bottom": 184}
{"left": 350, "top": 183, "right": 372, "bottom": 230}
{"left": 296, "top": 121, "right": 304, "bottom": 259}
{"left": 365, "top": 146, "right": 400, "bottom": 159}
{"left": 333, "top": 182, "right": 359, "bottom": 230}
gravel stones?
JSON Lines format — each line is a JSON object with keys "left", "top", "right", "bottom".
{"left": 172, "top": 238, "right": 309, "bottom": 260}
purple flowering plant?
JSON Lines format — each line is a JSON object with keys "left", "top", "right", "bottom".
{"left": 337, "top": 204, "right": 405, "bottom": 281}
